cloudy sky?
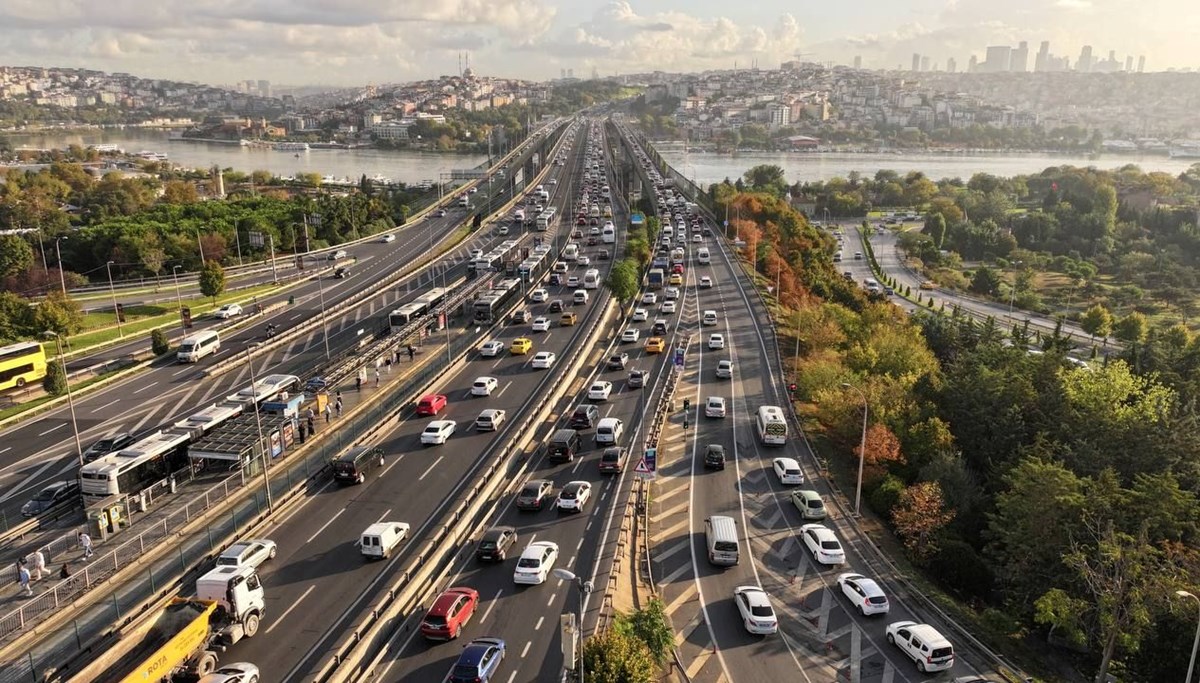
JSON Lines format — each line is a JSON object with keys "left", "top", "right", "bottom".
{"left": 0, "top": 0, "right": 1196, "bottom": 86}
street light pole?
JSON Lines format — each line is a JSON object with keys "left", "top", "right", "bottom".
{"left": 54, "top": 236, "right": 68, "bottom": 293}
{"left": 243, "top": 347, "right": 274, "bottom": 512}
{"left": 172, "top": 265, "right": 184, "bottom": 312}
{"left": 552, "top": 568, "right": 593, "bottom": 683}
{"left": 841, "top": 382, "right": 868, "bottom": 517}
{"left": 1178, "top": 590, "right": 1200, "bottom": 683}
{"left": 1008, "top": 260, "right": 1023, "bottom": 315}
{"left": 196, "top": 227, "right": 206, "bottom": 264}
{"left": 44, "top": 332, "right": 84, "bottom": 466}
{"left": 105, "top": 261, "right": 123, "bottom": 338}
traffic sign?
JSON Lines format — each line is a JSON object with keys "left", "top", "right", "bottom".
{"left": 634, "top": 447, "right": 657, "bottom": 480}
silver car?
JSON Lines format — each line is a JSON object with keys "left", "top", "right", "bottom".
{"left": 217, "top": 539, "right": 277, "bottom": 570}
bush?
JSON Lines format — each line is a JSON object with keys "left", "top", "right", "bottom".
{"left": 868, "top": 474, "right": 905, "bottom": 518}
{"left": 927, "top": 538, "right": 993, "bottom": 600}
{"left": 151, "top": 328, "right": 171, "bottom": 356}
{"left": 43, "top": 358, "right": 66, "bottom": 396}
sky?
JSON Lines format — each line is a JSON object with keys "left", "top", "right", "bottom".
{"left": 0, "top": 0, "right": 1197, "bottom": 87}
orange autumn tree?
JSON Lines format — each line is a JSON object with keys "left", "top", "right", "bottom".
{"left": 854, "top": 422, "right": 906, "bottom": 484}
{"left": 891, "top": 481, "right": 955, "bottom": 563}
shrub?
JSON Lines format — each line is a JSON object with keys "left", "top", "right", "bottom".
{"left": 868, "top": 474, "right": 905, "bottom": 518}
{"left": 927, "top": 538, "right": 993, "bottom": 600}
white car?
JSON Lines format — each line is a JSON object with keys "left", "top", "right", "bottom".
{"left": 513, "top": 541, "right": 560, "bottom": 584}
{"left": 470, "top": 248, "right": 484, "bottom": 259}
{"left": 632, "top": 308, "right": 649, "bottom": 322}
{"left": 772, "top": 457, "right": 805, "bottom": 485}
{"left": 556, "top": 481, "right": 592, "bottom": 512}
{"left": 420, "top": 420, "right": 457, "bottom": 445}
{"left": 692, "top": 233, "right": 703, "bottom": 243}
{"left": 197, "top": 662, "right": 260, "bottom": 683}
{"left": 530, "top": 288, "right": 548, "bottom": 303}
{"left": 531, "top": 351, "right": 556, "bottom": 369}
{"left": 532, "top": 317, "right": 552, "bottom": 332}
{"left": 475, "top": 408, "right": 506, "bottom": 432}
{"left": 471, "top": 376, "right": 499, "bottom": 397}
{"left": 660, "top": 300, "right": 677, "bottom": 314}
{"left": 800, "top": 524, "right": 846, "bottom": 565}
{"left": 886, "top": 621, "right": 955, "bottom": 672}
{"left": 716, "top": 360, "right": 733, "bottom": 378}
{"left": 215, "top": 304, "right": 243, "bottom": 319}
{"left": 733, "top": 586, "right": 779, "bottom": 635}
{"left": 621, "top": 329, "right": 640, "bottom": 343}
{"left": 380, "top": 234, "right": 396, "bottom": 243}
{"left": 708, "top": 334, "right": 725, "bottom": 350}
{"left": 553, "top": 262, "right": 569, "bottom": 274}
{"left": 705, "top": 396, "right": 726, "bottom": 418}
{"left": 566, "top": 276, "right": 580, "bottom": 288}
{"left": 664, "top": 287, "right": 680, "bottom": 300}
{"left": 641, "top": 292, "right": 657, "bottom": 305}
{"left": 837, "top": 573, "right": 890, "bottom": 616}
{"left": 587, "top": 381, "right": 613, "bottom": 401}
{"left": 479, "top": 340, "right": 505, "bottom": 357}
{"left": 578, "top": 256, "right": 591, "bottom": 267}
{"left": 699, "top": 276, "right": 713, "bottom": 288}
{"left": 216, "top": 539, "right": 277, "bottom": 570}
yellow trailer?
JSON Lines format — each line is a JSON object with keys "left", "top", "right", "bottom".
{"left": 69, "top": 598, "right": 221, "bottom": 683}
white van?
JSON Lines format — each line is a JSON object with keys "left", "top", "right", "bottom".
{"left": 360, "top": 521, "right": 410, "bottom": 560}
{"left": 573, "top": 289, "right": 589, "bottom": 305}
{"left": 697, "top": 248, "right": 711, "bottom": 265}
{"left": 458, "top": 195, "right": 470, "bottom": 207}
{"left": 177, "top": 330, "right": 220, "bottom": 363}
{"left": 705, "top": 515, "right": 740, "bottom": 566}
{"left": 601, "top": 224, "right": 616, "bottom": 244}
{"left": 595, "top": 417, "right": 624, "bottom": 446}
{"left": 702, "top": 310, "right": 718, "bottom": 326}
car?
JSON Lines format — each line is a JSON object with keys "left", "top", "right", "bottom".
{"left": 843, "top": 271, "right": 854, "bottom": 281}
{"left": 510, "top": 338, "right": 533, "bottom": 355}
{"left": 415, "top": 394, "right": 448, "bottom": 416}
{"left": 479, "top": 340, "right": 505, "bottom": 357}
{"left": 448, "top": 637, "right": 507, "bottom": 683}
{"left": 568, "top": 404, "right": 600, "bottom": 429}
{"left": 530, "top": 288, "right": 548, "bottom": 302}
{"left": 217, "top": 539, "right": 278, "bottom": 570}
{"left": 560, "top": 312, "right": 578, "bottom": 326}
{"left": 660, "top": 300, "right": 677, "bottom": 314}
{"left": 556, "top": 481, "right": 593, "bottom": 513}
{"left": 668, "top": 273, "right": 684, "bottom": 286}
{"left": 548, "top": 299, "right": 564, "bottom": 313}
{"left": 920, "top": 281, "right": 936, "bottom": 290}
{"left": 886, "top": 621, "right": 955, "bottom": 672}
{"left": 705, "top": 396, "right": 726, "bottom": 418}
{"left": 800, "top": 524, "right": 846, "bottom": 565}
{"left": 214, "top": 304, "right": 243, "bottom": 319}
{"left": 510, "top": 309, "right": 531, "bottom": 324}
{"left": 599, "top": 446, "right": 628, "bottom": 473}
{"left": 470, "top": 248, "right": 485, "bottom": 260}
{"left": 608, "top": 352, "right": 629, "bottom": 370}
{"left": 553, "top": 262, "right": 569, "bottom": 274}
{"left": 652, "top": 319, "right": 668, "bottom": 335}
{"left": 435, "top": 209, "right": 447, "bottom": 217}
{"left": 627, "top": 369, "right": 646, "bottom": 389}
{"left": 621, "top": 329, "right": 640, "bottom": 343}
{"left": 471, "top": 376, "right": 499, "bottom": 396}
{"left": 772, "top": 457, "right": 805, "bottom": 485}
{"left": 716, "top": 360, "right": 733, "bottom": 379}
{"left": 597, "top": 249, "right": 609, "bottom": 260}
{"left": 21, "top": 480, "right": 80, "bottom": 517}
{"left": 708, "top": 334, "right": 725, "bottom": 349}
{"left": 516, "top": 480, "right": 554, "bottom": 510}
{"left": 531, "top": 351, "right": 556, "bottom": 369}
{"left": 641, "top": 292, "right": 657, "bottom": 305}
{"left": 513, "top": 541, "right": 560, "bottom": 584}
{"left": 692, "top": 233, "right": 703, "bottom": 243}
{"left": 578, "top": 256, "right": 591, "bottom": 267}
{"left": 532, "top": 317, "right": 552, "bottom": 332}
{"left": 733, "top": 586, "right": 779, "bottom": 635}
{"left": 853, "top": 251, "right": 863, "bottom": 260}
{"left": 565, "top": 274, "right": 580, "bottom": 288}
{"left": 421, "top": 587, "right": 480, "bottom": 640}
{"left": 644, "top": 337, "right": 666, "bottom": 353}
{"left": 475, "top": 408, "right": 506, "bottom": 431}
{"left": 704, "top": 444, "right": 726, "bottom": 469}
{"left": 837, "top": 573, "right": 890, "bottom": 616}
{"left": 632, "top": 308, "right": 649, "bottom": 322}
{"left": 420, "top": 420, "right": 457, "bottom": 445}
{"left": 664, "top": 286, "right": 681, "bottom": 300}
{"left": 82, "top": 432, "right": 135, "bottom": 462}
{"left": 476, "top": 526, "right": 518, "bottom": 562}
{"left": 333, "top": 266, "right": 352, "bottom": 279}
{"left": 588, "top": 381, "right": 613, "bottom": 401}
{"left": 196, "top": 662, "right": 260, "bottom": 683}
{"left": 790, "top": 490, "right": 827, "bottom": 520}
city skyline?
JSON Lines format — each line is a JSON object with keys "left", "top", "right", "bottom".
{"left": 0, "top": 0, "right": 1196, "bottom": 86}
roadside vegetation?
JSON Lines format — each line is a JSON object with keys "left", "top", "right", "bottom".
{"left": 698, "top": 164, "right": 1200, "bottom": 682}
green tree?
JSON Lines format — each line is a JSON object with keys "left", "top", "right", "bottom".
{"left": 969, "top": 266, "right": 1002, "bottom": 296}
{"left": 161, "top": 180, "right": 199, "bottom": 204}
{"left": 743, "top": 164, "right": 787, "bottom": 195}
{"left": 32, "top": 289, "right": 84, "bottom": 336}
{"left": 605, "top": 259, "right": 640, "bottom": 302}
{"left": 42, "top": 355, "right": 66, "bottom": 396}
{"left": 198, "top": 259, "right": 226, "bottom": 304}
{"left": 618, "top": 599, "right": 674, "bottom": 665}
{"left": 150, "top": 328, "right": 170, "bottom": 356}
{"left": 0, "top": 292, "right": 32, "bottom": 341}
{"left": 0, "top": 234, "right": 34, "bottom": 279}
{"left": 1113, "top": 312, "right": 1148, "bottom": 345}
{"left": 1079, "top": 304, "right": 1114, "bottom": 340}
{"left": 924, "top": 212, "right": 947, "bottom": 249}
{"left": 581, "top": 629, "right": 656, "bottom": 683}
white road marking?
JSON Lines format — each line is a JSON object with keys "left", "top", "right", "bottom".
{"left": 535, "top": 616, "right": 545, "bottom": 631}
{"left": 0, "top": 459, "right": 58, "bottom": 503}
{"left": 521, "top": 641, "right": 532, "bottom": 657}
{"left": 37, "top": 423, "right": 65, "bottom": 437}
{"left": 418, "top": 455, "right": 444, "bottom": 481}
{"left": 132, "top": 381, "right": 158, "bottom": 394}
{"left": 89, "top": 398, "right": 121, "bottom": 414}
{"left": 306, "top": 507, "right": 346, "bottom": 544}
{"left": 480, "top": 589, "right": 503, "bottom": 623}
{"left": 265, "top": 584, "right": 316, "bottom": 634}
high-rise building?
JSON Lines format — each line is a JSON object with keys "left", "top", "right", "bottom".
{"left": 1035, "top": 41, "right": 1050, "bottom": 72}
{"left": 1125, "top": 56, "right": 1133, "bottom": 72}
{"left": 911, "top": 53, "right": 921, "bottom": 72}
{"left": 853, "top": 55, "right": 862, "bottom": 70}
{"left": 968, "top": 55, "right": 978, "bottom": 72}
{"left": 1138, "top": 55, "right": 1146, "bottom": 72}
{"left": 920, "top": 55, "right": 930, "bottom": 72}
{"left": 567, "top": 68, "right": 574, "bottom": 79}
{"left": 1011, "top": 41, "right": 1029, "bottom": 72}
{"left": 984, "top": 45, "right": 1012, "bottom": 72}
{"left": 946, "top": 57, "right": 957, "bottom": 73}
{"left": 257, "top": 80, "right": 270, "bottom": 97}
{"left": 1077, "top": 45, "right": 1093, "bottom": 72}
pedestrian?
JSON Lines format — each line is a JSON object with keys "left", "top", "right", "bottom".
{"left": 307, "top": 414, "right": 315, "bottom": 435}
{"left": 335, "top": 398, "right": 343, "bottom": 418}
{"left": 393, "top": 349, "right": 400, "bottom": 365}
{"left": 78, "top": 531, "right": 93, "bottom": 560}
{"left": 59, "top": 563, "right": 71, "bottom": 580}
{"left": 18, "top": 564, "right": 31, "bottom": 596}
{"left": 374, "top": 369, "right": 381, "bottom": 387}
{"left": 323, "top": 403, "right": 332, "bottom": 423}
{"left": 356, "top": 376, "right": 362, "bottom": 392}
{"left": 29, "top": 549, "right": 45, "bottom": 581}
{"left": 385, "top": 357, "right": 392, "bottom": 374}
{"left": 407, "top": 345, "right": 415, "bottom": 362}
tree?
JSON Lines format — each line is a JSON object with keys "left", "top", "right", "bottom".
{"left": 855, "top": 423, "right": 906, "bottom": 483}
{"left": 743, "top": 164, "right": 787, "bottom": 195}
{"left": 605, "top": 259, "right": 639, "bottom": 302}
{"left": 969, "top": 266, "right": 1003, "bottom": 296}
{"left": 619, "top": 599, "right": 674, "bottom": 665}
{"left": 150, "top": 328, "right": 170, "bottom": 356}
{"left": 891, "top": 481, "right": 955, "bottom": 562}
{"left": 1079, "top": 304, "right": 1113, "bottom": 340}
{"left": 0, "top": 234, "right": 34, "bottom": 279}
{"left": 42, "top": 355, "right": 66, "bottom": 396}
{"left": 161, "top": 180, "right": 199, "bottom": 204}
{"left": 0, "top": 292, "right": 32, "bottom": 341}
{"left": 581, "top": 629, "right": 657, "bottom": 683}
{"left": 198, "top": 260, "right": 226, "bottom": 304}
{"left": 924, "top": 212, "right": 947, "bottom": 249}
{"left": 1113, "top": 312, "right": 1148, "bottom": 345}
{"left": 32, "top": 289, "right": 84, "bottom": 336}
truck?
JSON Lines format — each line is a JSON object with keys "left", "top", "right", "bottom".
{"left": 648, "top": 268, "right": 665, "bottom": 288}
{"left": 69, "top": 565, "right": 266, "bottom": 683}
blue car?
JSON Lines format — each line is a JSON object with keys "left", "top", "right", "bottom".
{"left": 449, "top": 637, "right": 506, "bottom": 683}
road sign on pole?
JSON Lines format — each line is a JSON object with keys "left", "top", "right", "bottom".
{"left": 634, "top": 448, "right": 657, "bottom": 480}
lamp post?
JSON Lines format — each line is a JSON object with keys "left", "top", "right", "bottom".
{"left": 171, "top": 265, "right": 184, "bottom": 312}
{"left": 1177, "top": 590, "right": 1200, "bottom": 683}
{"left": 552, "top": 568, "right": 593, "bottom": 683}
{"left": 44, "top": 331, "right": 84, "bottom": 466}
{"left": 54, "top": 236, "right": 68, "bottom": 293}
{"left": 196, "top": 227, "right": 207, "bottom": 264}
{"left": 1008, "top": 260, "right": 1023, "bottom": 315}
{"left": 105, "top": 261, "right": 123, "bottom": 339}
{"left": 841, "top": 382, "right": 868, "bottom": 517}
{"left": 243, "top": 347, "right": 274, "bottom": 512}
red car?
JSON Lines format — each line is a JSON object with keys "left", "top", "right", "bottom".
{"left": 420, "top": 586, "right": 480, "bottom": 640}
{"left": 416, "top": 394, "right": 448, "bottom": 416}
{"left": 672, "top": 264, "right": 684, "bottom": 275}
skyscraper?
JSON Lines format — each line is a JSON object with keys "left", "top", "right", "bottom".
{"left": 920, "top": 55, "right": 930, "bottom": 72}
{"left": 984, "top": 45, "right": 1012, "bottom": 72}
{"left": 853, "top": 55, "right": 862, "bottom": 70}
{"left": 911, "top": 53, "right": 921, "bottom": 72}
{"left": 1138, "top": 55, "right": 1146, "bottom": 72}
{"left": 1125, "top": 56, "right": 1133, "bottom": 72}
{"left": 1077, "top": 45, "right": 1093, "bottom": 72}
{"left": 257, "top": 80, "right": 270, "bottom": 97}
{"left": 1035, "top": 41, "right": 1050, "bottom": 72}
{"left": 946, "top": 57, "right": 957, "bottom": 73}
{"left": 968, "top": 55, "right": 978, "bottom": 72}
{"left": 1010, "top": 41, "right": 1029, "bottom": 72}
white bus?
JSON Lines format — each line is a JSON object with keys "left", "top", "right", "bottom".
{"left": 755, "top": 405, "right": 788, "bottom": 445}
{"left": 583, "top": 268, "right": 601, "bottom": 289}
{"left": 601, "top": 224, "right": 616, "bottom": 244}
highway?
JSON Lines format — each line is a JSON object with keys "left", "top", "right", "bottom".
{"left": 0, "top": 127, "right": 564, "bottom": 527}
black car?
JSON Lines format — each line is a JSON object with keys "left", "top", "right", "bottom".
{"left": 83, "top": 432, "right": 135, "bottom": 462}
{"left": 476, "top": 526, "right": 518, "bottom": 562}
{"left": 516, "top": 480, "right": 554, "bottom": 510}
{"left": 333, "top": 267, "right": 351, "bottom": 279}
{"left": 704, "top": 444, "right": 726, "bottom": 470}
{"left": 510, "top": 310, "right": 531, "bottom": 324}
{"left": 627, "top": 369, "right": 645, "bottom": 389}
{"left": 568, "top": 404, "right": 600, "bottom": 430}
{"left": 549, "top": 273, "right": 563, "bottom": 286}
{"left": 21, "top": 480, "right": 80, "bottom": 517}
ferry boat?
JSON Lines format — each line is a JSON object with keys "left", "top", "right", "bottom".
{"left": 135, "top": 150, "right": 169, "bottom": 162}
{"left": 1169, "top": 143, "right": 1200, "bottom": 159}
{"left": 274, "top": 142, "right": 310, "bottom": 152}
{"left": 89, "top": 144, "right": 123, "bottom": 154}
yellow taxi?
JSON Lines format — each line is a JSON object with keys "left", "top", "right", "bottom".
{"left": 644, "top": 337, "right": 666, "bottom": 353}
{"left": 510, "top": 337, "right": 534, "bottom": 355}
{"left": 560, "top": 312, "right": 578, "bottom": 326}
{"left": 668, "top": 273, "right": 684, "bottom": 286}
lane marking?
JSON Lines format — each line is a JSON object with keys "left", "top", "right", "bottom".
{"left": 535, "top": 616, "right": 545, "bottom": 630}
{"left": 132, "top": 381, "right": 158, "bottom": 394}
{"left": 265, "top": 584, "right": 317, "bottom": 634}
{"left": 521, "top": 641, "right": 532, "bottom": 657}
{"left": 479, "top": 589, "right": 503, "bottom": 623}
{"left": 418, "top": 455, "right": 444, "bottom": 481}
{"left": 306, "top": 507, "right": 346, "bottom": 544}
{"left": 37, "top": 423, "right": 66, "bottom": 437}
{"left": 89, "top": 398, "right": 121, "bottom": 414}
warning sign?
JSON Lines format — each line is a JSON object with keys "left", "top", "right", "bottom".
{"left": 634, "top": 447, "right": 657, "bottom": 480}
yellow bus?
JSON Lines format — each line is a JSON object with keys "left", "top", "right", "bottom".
{"left": 0, "top": 341, "right": 48, "bottom": 391}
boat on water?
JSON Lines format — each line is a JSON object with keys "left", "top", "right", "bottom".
{"left": 274, "top": 142, "right": 310, "bottom": 152}
{"left": 1169, "top": 144, "right": 1200, "bottom": 159}
{"left": 136, "top": 150, "right": 169, "bottom": 162}
{"left": 89, "top": 143, "right": 124, "bottom": 154}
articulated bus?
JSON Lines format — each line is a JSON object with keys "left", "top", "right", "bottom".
{"left": 473, "top": 278, "right": 524, "bottom": 324}
{"left": 755, "top": 405, "right": 789, "bottom": 445}
{"left": 0, "top": 341, "right": 47, "bottom": 391}
{"left": 80, "top": 430, "right": 192, "bottom": 500}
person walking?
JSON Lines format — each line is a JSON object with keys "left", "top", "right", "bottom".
{"left": 407, "top": 344, "right": 415, "bottom": 362}
{"left": 323, "top": 403, "right": 332, "bottom": 423}
{"left": 18, "top": 564, "right": 31, "bottom": 596}
{"left": 78, "top": 532, "right": 93, "bottom": 560}
{"left": 385, "top": 357, "right": 392, "bottom": 374}
{"left": 374, "top": 369, "right": 380, "bottom": 387}
{"left": 29, "top": 549, "right": 45, "bottom": 581}
{"left": 306, "top": 408, "right": 316, "bottom": 435}
{"left": 335, "top": 398, "right": 343, "bottom": 418}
